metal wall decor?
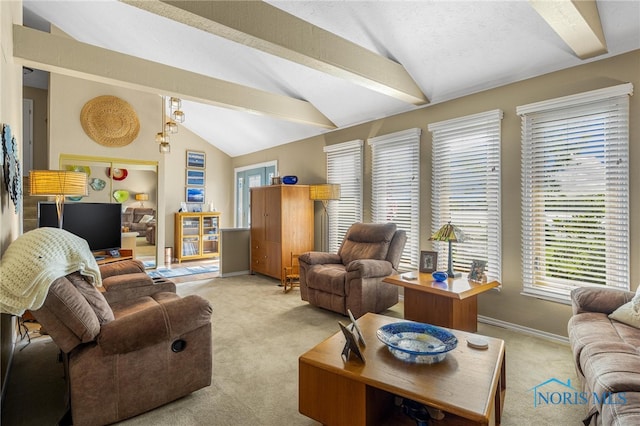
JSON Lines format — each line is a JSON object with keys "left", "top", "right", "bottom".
{"left": 2, "top": 124, "right": 22, "bottom": 213}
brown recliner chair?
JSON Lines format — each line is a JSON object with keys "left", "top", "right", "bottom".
{"left": 31, "top": 272, "right": 212, "bottom": 426}
{"left": 299, "top": 222, "right": 407, "bottom": 318}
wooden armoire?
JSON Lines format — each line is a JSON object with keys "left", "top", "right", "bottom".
{"left": 250, "top": 184, "right": 314, "bottom": 281}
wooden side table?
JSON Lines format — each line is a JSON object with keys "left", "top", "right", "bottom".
{"left": 383, "top": 273, "right": 499, "bottom": 332}
{"left": 299, "top": 313, "right": 506, "bottom": 426}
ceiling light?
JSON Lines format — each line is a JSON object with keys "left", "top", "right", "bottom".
{"left": 156, "top": 96, "right": 186, "bottom": 153}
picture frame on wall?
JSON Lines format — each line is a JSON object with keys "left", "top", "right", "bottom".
{"left": 186, "top": 150, "right": 206, "bottom": 169}
{"left": 419, "top": 250, "right": 438, "bottom": 273}
{"left": 186, "top": 169, "right": 205, "bottom": 186}
{"left": 186, "top": 186, "right": 205, "bottom": 203}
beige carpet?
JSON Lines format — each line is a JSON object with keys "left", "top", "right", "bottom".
{"left": 2, "top": 274, "right": 586, "bottom": 425}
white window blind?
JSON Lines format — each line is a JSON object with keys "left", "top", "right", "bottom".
{"left": 518, "top": 83, "right": 632, "bottom": 302}
{"left": 369, "top": 128, "right": 420, "bottom": 270}
{"left": 325, "top": 140, "right": 363, "bottom": 253}
{"left": 428, "top": 110, "right": 503, "bottom": 281}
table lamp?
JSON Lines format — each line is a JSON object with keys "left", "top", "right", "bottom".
{"left": 429, "top": 222, "right": 466, "bottom": 278}
{"left": 309, "top": 184, "right": 341, "bottom": 251}
{"left": 29, "top": 170, "right": 88, "bottom": 228}
{"left": 135, "top": 193, "right": 149, "bottom": 207}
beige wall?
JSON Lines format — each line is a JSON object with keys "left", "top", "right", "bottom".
{"left": 233, "top": 50, "right": 640, "bottom": 337}
{"left": 48, "top": 74, "right": 234, "bottom": 259}
{"left": 1, "top": 0, "right": 23, "bottom": 399}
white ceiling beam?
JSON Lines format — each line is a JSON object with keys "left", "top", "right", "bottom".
{"left": 12, "top": 25, "right": 336, "bottom": 129}
{"left": 529, "top": 0, "right": 607, "bottom": 59}
{"left": 121, "top": 0, "right": 429, "bottom": 105}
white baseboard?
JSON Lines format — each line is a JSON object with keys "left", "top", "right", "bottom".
{"left": 397, "top": 294, "right": 569, "bottom": 344}
{"left": 477, "top": 315, "right": 569, "bottom": 344}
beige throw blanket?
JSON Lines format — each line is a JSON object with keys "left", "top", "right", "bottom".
{"left": 0, "top": 227, "right": 102, "bottom": 316}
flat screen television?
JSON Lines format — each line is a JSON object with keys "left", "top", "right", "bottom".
{"left": 38, "top": 202, "right": 122, "bottom": 252}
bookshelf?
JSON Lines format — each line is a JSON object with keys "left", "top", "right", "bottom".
{"left": 174, "top": 212, "right": 221, "bottom": 262}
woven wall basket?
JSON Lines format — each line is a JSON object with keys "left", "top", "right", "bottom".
{"left": 80, "top": 95, "right": 140, "bottom": 147}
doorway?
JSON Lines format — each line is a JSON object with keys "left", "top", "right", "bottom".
{"left": 59, "top": 154, "right": 159, "bottom": 268}
{"left": 234, "top": 161, "right": 277, "bottom": 228}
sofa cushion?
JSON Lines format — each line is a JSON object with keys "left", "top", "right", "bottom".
{"left": 35, "top": 276, "right": 102, "bottom": 348}
{"left": 601, "top": 391, "right": 640, "bottom": 426}
{"left": 305, "top": 264, "right": 347, "bottom": 296}
{"left": 339, "top": 223, "right": 396, "bottom": 265}
{"left": 569, "top": 313, "right": 640, "bottom": 376}
{"left": 67, "top": 272, "right": 114, "bottom": 324}
{"left": 580, "top": 342, "right": 640, "bottom": 402}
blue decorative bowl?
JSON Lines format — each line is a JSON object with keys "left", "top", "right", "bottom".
{"left": 432, "top": 271, "right": 448, "bottom": 282}
{"left": 282, "top": 175, "right": 298, "bottom": 185}
{"left": 377, "top": 321, "right": 458, "bottom": 364}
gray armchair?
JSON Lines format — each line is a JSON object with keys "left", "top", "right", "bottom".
{"left": 299, "top": 222, "right": 406, "bottom": 318}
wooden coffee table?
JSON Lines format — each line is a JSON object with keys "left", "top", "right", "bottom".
{"left": 383, "top": 273, "right": 500, "bottom": 332}
{"left": 299, "top": 313, "right": 506, "bottom": 425}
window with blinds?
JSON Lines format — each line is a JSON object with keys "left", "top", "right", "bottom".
{"left": 325, "top": 140, "right": 363, "bottom": 253}
{"left": 518, "top": 83, "right": 632, "bottom": 302}
{"left": 369, "top": 129, "right": 420, "bottom": 270}
{"left": 428, "top": 110, "right": 503, "bottom": 281}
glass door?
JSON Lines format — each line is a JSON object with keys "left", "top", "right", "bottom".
{"left": 235, "top": 162, "right": 276, "bottom": 228}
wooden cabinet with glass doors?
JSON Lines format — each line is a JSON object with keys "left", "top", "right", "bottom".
{"left": 174, "top": 212, "right": 221, "bottom": 262}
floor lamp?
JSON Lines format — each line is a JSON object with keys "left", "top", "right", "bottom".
{"left": 309, "top": 184, "right": 341, "bottom": 252}
{"left": 29, "top": 170, "right": 88, "bottom": 228}
{"left": 429, "top": 221, "right": 466, "bottom": 278}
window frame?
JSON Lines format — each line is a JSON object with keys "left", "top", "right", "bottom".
{"left": 324, "top": 140, "right": 363, "bottom": 253}
{"left": 518, "top": 83, "right": 632, "bottom": 303}
{"left": 428, "top": 109, "right": 503, "bottom": 282}
{"left": 368, "top": 128, "right": 421, "bottom": 271}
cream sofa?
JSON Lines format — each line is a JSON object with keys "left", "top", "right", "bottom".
{"left": 568, "top": 287, "right": 640, "bottom": 425}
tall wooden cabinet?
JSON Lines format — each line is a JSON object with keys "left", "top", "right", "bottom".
{"left": 250, "top": 185, "right": 314, "bottom": 280}
{"left": 174, "top": 212, "right": 221, "bottom": 263}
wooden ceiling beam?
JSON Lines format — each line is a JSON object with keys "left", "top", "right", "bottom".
{"left": 121, "top": 0, "right": 428, "bottom": 105}
{"left": 529, "top": 0, "right": 607, "bottom": 59}
{"left": 13, "top": 25, "right": 337, "bottom": 129}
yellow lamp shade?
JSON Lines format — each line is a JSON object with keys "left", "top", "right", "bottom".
{"left": 29, "top": 170, "right": 88, "bottom": 197}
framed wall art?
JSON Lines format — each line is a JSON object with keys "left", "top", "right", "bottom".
{"left": 186, "top": 186, "right": 205, "bottom": 203}
{"left": 186, "top": 150, "right": 205, "bottom": 169}
{"left": 186, "top": 169, "right": 205, "bottom": 186}
{"left": 419, "top": 250, "right": 438, "bottom": 273}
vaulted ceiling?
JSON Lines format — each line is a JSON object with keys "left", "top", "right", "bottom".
{"left": 20, "top": 0, "right": 640, "bottom": 157}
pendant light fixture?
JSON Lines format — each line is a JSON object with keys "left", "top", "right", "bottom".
{"left": 157, "top": 96, "right": 186, "bottom": 154}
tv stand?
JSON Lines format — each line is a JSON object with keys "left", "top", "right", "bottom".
{"left": 93, "top": 249, "right": 133, "bottom": 265}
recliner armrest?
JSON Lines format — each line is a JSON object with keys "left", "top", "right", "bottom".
{"left": 345, "top": 259, "right": 393, "bottom": 278}
{"left": 570, "top": 287, "right": 634, "bottom": 315}
{"left": 300, "top": 251, "right": 342, "bottom": 265}
{"left": 99, "top": 259, "right": 146, "bottom": 279}
{"left": 98, "top": 294, "right": 212, "bottom": 355}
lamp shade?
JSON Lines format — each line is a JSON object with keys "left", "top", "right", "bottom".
{"left": 29, "top": 170, "right": 88, "bottom": 197}
{"left": 309, "top": 184, "right": 341, "bottom": 201}
{"left": 429, "top": 222, "right": 466, "bottom": 243}
{"left": 135, "top": 193, "right": 149, "bottom": 202}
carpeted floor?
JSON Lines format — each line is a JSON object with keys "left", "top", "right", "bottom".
{"left": 1, "top": 274, "right": 586, "bottom": 425}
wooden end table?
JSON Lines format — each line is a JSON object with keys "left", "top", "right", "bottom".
{"left": 299, "top": 313, "right": 506, "bottom": 426}
{"left": 383, "top": 273, "right": 499, "bottom": 332}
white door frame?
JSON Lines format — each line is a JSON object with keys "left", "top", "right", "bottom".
{"left": 234, "top": 160, "right": 277, "bottom": 227}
